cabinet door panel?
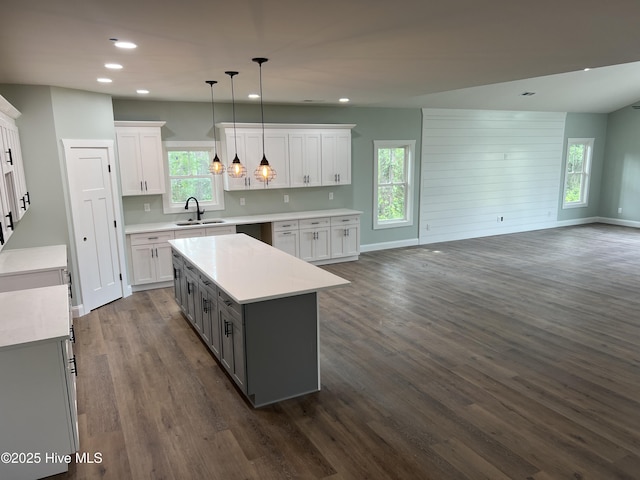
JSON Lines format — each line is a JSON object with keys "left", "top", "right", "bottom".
{"left": 155, "top": 243, "right": 175, "bottom": 282}
{"left": 273, "top": 230, "right": 299, "bottom": 258}
{"left": 131, "top": 245, "right": 155, "bottom": 284}
{"left": 116, "top": 132, "right": 143, "bottom": 195}
{"left": 139, "top": 130, "right": 165, "bottom": 194}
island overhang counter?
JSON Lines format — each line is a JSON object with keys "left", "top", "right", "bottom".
{"left": 169, "top": 233, "right": 350, "bottom": 407}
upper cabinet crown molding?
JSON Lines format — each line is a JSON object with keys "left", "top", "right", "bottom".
{"left": 0, "top": 95, "right": 21, "bottom": 120}
{"left": 114, "top": 120, "right": 166, "bottom": 128}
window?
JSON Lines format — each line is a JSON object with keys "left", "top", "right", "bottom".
{"left": 373, "top": 140, "right": 415, "bottom": 229}
{"left": 162, "top": 141, "right": 224, "bottom": 214}
{"left": 562, "top": 138, "right": 593, "bottom": 208}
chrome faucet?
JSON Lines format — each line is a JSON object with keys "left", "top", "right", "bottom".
{"left": 184, "top": 197, "right": 204, "bottom": 221}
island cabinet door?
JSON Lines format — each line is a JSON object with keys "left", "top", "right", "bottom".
{"left": 172, "top": 253, "right": 184, "bottom": 307}
{"left": 184, "top": 266, "right": 199, "bottom": 326}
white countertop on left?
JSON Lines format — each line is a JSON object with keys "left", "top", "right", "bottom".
{"left": 125, "top": 208, "right": 362, "bottom": 235}
{"left": 0, "top": 285, "right": 70, "bottom": 349}
{"left": 169, "top": 234, "right": 350, "bottom": 304}
{"left": 0, "top": 244, "right": 67, "bottom": 277}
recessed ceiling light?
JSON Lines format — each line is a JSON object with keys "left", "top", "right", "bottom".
{"left": 136, "top": 89, "right": 150, "bottom": 95}
{"left": 583, "top": 67, "right": 591, "bottom": 71}
{"left": 339, "top": 98, "right": 350, "bottom": 103}
{"left": 114, "top": 40, "right": 137, "bottom": 49}
{"left": 105, "top": 63, "right": 123, "bottom": 70}
{"left": 248, "top": 93, "right": 260, "bottom": 99}
{"left": 97, "top": 78, "right": 112, "bottom": 83}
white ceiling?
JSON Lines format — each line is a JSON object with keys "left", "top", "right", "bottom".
{"left": 2, "top": 0, "right": 640, "bottom": 113}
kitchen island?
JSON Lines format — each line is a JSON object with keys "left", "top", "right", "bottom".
{"left": 169, "top": 233, "right": 350, "bottom": 407}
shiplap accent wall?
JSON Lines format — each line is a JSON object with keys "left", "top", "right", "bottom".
{"left": 420, "top": 109, "right": 567, "bottom": 244}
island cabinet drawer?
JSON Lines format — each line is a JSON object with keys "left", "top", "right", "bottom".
{"left": 299, "top": 217, "right": 330, "bottom": 229}
{"left": 331, "top": 215, "right": 360, "bottom": 226}
{"left": 272, "top": 220, "right": 299, "bottom": 232}
{"left": 130, "top": 231, "right": 174, "bottom": 246}
{"left": 218, "top": 289, "right": 242, "bottom": 317}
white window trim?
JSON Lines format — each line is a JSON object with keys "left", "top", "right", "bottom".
{"left": 562, "top": 138, "right": 593, "bottom": 209}
{"left": 162, "top": 141, "right": 225, "bottom": 214}
{"left": 373, "top": 140, "right": 415, "bottom": 230}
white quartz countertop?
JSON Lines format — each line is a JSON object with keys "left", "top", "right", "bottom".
{"left": 125, "top": 208, "right": 362, "bottom": 235}
{"left": 0, "top": 285, "right": 70, "bottom": 349}
{"left": 169, "top": 234, "right": 350, "bottom": 304}
{"left": 0, "top": 244, "right": 67, "bottom": 276}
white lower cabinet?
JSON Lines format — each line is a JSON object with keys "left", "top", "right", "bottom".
{"left": 129, "top": 232, "right": 175, "bottom": 285}
{"left": 270, "top": 220, "right": 300, "bottom": 258}
{"left": 129, "top": 225, "right": 236, "bottom": 288}
{"left": 0, "top": 286, "right": 78, "bottom": 480}
{"left": 299, "top": 217, "right": 331, "bottom": 262}
{"left": 330, "top": 215, "right": 361, "bottom": 258}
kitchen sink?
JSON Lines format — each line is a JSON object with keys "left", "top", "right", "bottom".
{"left": 175, "top": 219, "right": 225, "bottom": 226}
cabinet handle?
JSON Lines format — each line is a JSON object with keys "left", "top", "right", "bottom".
{"left": 187, "top": 282, "right": 191, "bottom": 294}
{"left": 224, "top": 320, "right": 232, "bottom": 337}
{"left": 282, "top": 232, "right": 291, "bottom": 236}
{"left": 342, "top": 219, "right": 350, "bottom": 222}
{"left": 69, "top": 356, "right": 78, "bottom": 376}
{"left": 311, "top": 221, "right": 320, "bottom": 225}
{"left": 338, "top": 173, "right": 341, "bottom": 182}
{"left": 20, "top": 196, "right": 26, "bottom": 210}
{"left": 145, "top": 181, "right": 148, "bottom": 191}
{"left": 6, "top": 148, "right": 13, "bottom": 165}
{"left": 147, "top": 236, "right": 159, "bottom": 240}
{"left": 202, "top": 298, "right": 208, "bottom": 313}
{"left": 140, "top": 181, "right": 143, "bottom": 191}
{"left": 25, "top": 192, "right": 30, "bottom": 205}
{"left": 282, "top": 224, "right": 291, "bottom": 227}
{"left": 151, "top": 248, "right": 154, "bottom": 258}
{"left": 173, "top": 267, "right": 179, "bottom": 279}
{"left": 6, "top": 212, "right": 14, "bottom": 231}
{"left": 0, "top": 222, "right": 4, "bottom": 245}
{"left": 69, "top": 326, "right": 76, "bottom": 343}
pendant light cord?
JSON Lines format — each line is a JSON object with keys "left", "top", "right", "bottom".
{"left": 259, "top": 62, "right": 265, "bottom": 155}
{"left": 229, "top": 73, "right": 238, "bottom": 156}
{"left": 208, "top": 81, "right": 218, "bottom": 157}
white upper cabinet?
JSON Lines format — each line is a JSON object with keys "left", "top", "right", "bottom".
{"left": 218, "top": 123, "right": 354, "bottom": 191}
{"left": 321, "top": 131, "right": 352, "bottom": 185}
{"left": 0, "top": 95, "right": 30, "bottom": 250}
{"left": 115, "top": 121, "right": 166, "bottom": 196}
{"left": 289, "top": 133, "right": 322, "bottom": 187}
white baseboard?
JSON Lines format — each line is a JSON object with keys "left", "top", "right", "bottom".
{"left": 132, "top": 280, "right": 173, "bottom": 292}
{"left": 71, "top": 304, "right": 85, "bottom": 318}
{"left": 595, "top": 216, "right": 640, "bottom": 229}
{"left": 360, "top": 238, "right": 420, "bottom": 253}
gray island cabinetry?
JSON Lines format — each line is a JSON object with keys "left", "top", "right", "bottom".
{"left": 169, "top": 234, "right": 349, "bottom": 407}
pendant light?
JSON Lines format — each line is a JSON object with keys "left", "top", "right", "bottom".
{"left": 225, "top": 71, "right": 246, "bottom": 178}
{"left": 252, "top": 57, "right": 276, "bottom": 185}
{"left": 205, "top": 80, "right": 225, "bottom": 175}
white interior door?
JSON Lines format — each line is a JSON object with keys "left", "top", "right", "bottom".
{"left": 64, "top": 143, "right": 123, "bottom": 312}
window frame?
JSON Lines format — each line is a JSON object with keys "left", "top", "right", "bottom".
{"left": 162, "top": 141, "right": 225, "bottom": 214}
{"left": 562, "top": 138, "right": 594, "bottom": 209}
{"left": 373, "top": 140, "right": 415, "bottom": 230}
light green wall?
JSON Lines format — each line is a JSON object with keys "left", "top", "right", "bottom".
{"left": 0, "top": 84, "right": 116, "bottom": 304}
{"left": 113, "top": 100, "right": 422, "bottom": 246}
{"left": 599, "top": 105, "right": 640, "bottom": 220}
{"left": 557, "top": 112, "right": 608, "bottom": 221}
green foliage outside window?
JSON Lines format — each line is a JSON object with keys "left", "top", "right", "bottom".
{"left": 168, "top": 151, "right": 213, "bottom": 203}
{"left": 565, "top": 144, "right": 585, "bottom": 203}
{"left": 377, "top": 147, "right": 407, "bottom": 221}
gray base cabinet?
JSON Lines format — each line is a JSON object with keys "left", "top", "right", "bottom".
{"left": 171, "top": 249, "right": 320, "bottom": 407}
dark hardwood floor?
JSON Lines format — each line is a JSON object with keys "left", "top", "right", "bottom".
{"left": 57, "top": 224, "right": 640, "bottom": 479}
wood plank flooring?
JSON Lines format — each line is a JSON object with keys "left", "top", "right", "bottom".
{"left": 56, "top": 224, "right": 640, "bottom": 479}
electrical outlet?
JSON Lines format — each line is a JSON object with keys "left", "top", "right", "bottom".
{"left": 144, "top": 203, "right": 150, "bottom": 212}
{"left": 618, "top": 207, "right": 623, "bottom": 214}
{"left": 284, "top": 194, "right": 289, "bottom": 203}
{"left": 329, "top": 192, "right": 334, "bottom": 200}
{"left": 240, "top": 197, "right": 245, "bottom": 206}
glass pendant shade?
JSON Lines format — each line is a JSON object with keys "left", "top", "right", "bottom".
{"left": 206, "top": 80, "right": 225, "bottom": 175}
{"left": 225, "top": 70, "right": 245, "bottom": 178}
{"left": 252, "top": 57, "right": 276, "bottom": 184}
